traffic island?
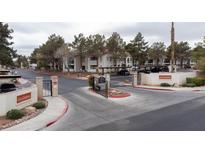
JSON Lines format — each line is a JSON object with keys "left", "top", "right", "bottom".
{"left": 89, "top": 88, "right": 131, "bottom": 98}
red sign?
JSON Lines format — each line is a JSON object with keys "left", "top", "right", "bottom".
{"left": 159, "top": 75, "right": 172, "bottom": 80}
{"left": 17, "top": 92, "right": 31, "bottom": 104}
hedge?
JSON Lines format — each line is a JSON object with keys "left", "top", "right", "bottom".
{"left": 160, "top": 83, "right": 171, "bottom": 87}
{"left": 33, "top": 101, "right": 46, "bottom": 109}
{"left": 6, "top": 109, "right": 24, "bottom": 120}
{"left": 186, "top": 77, "right": 205, "bottom": 86}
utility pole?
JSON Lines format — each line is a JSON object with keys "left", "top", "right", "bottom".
{"left": 171, "top": 22, "right": 175, "bottom": 73}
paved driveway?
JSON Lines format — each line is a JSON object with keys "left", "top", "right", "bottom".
{"left": 17, "top": 69, "right": 205, "bottom": 131}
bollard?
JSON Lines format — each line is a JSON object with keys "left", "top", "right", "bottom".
{"left": 36, "top": 76, "right": 43, "bottom": 99}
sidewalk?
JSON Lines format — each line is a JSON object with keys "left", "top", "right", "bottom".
{"left": 122, "top": 82, "right": 205, "bottom": 92}
{"left": 3, "top": 96, "right": 68, "bottom": 131}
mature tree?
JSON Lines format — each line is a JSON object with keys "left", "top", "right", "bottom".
{"left": 69, "top": 33, "right": 87, "bottom": 70}
{"left": 106, "top": 32, "right": 126, "bottom": 66}
{"left": 30, "top": 34, "right": 65, "bottom": 70}
{"left": 196, "top": 57, "right": 205, "bottom": 73}
{"left": 30, "top": 48, "right": 39, "bottom": 64}
{"left": 15, "top": 55, "right": 29, "bottom": 68}
{"left": 125, "top": 32, "right": 148, "bottom": 65}
{"left": 86, "top": 34, "right": 106, "bottom": 71}
{"left": 192, "top": 42, "right": 205, "bottom": 63}
{"left": 167, "top": 41, "right": 191, "bottom": 68}
{"left": 55, "top": 43, "right": 71, "bottom": 71}
{"left": 0, "top": 22, "right": 17, "bottom": 66}
{"left": 148, "top": 42, "right": 166, "bottom": 66}
{"left": 191, "top": 38, "right": 205, "bottom": 72}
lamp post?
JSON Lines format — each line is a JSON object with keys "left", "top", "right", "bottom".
{"left": 171, "top": 22, "right": 175, "bottom": 73}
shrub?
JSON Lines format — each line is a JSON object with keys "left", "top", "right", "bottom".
{"left": 6, "top": 109, "right": 24, "bottom": 120}
{"left": 186, "top": 77, "right": 205, "bottom": 86}
{"left": 88, "top": 75, "right": 95, "bottom": 89}
{"left": 182, "top": 83, "right": 197, "bottom": 87}
{"left": 160, "top": 83, "right": 171, "bottom": 87}
{"left": 33, "top": 101, "right": 46, "bottom": 109}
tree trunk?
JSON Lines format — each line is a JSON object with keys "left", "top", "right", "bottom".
{"left": 180, "top": 58, "right": 183, "bottom": 69}
{"left": 156, "top": 59, "right": 159, "bottom": 66}
{"left": 80, "top": 55, "right": 82, "bottom": 71}
{"left": 133, "top": 58, "right": 135, "bottom": 66}
{"left": 96, "top": 57, "right": 99, "bottom": 74}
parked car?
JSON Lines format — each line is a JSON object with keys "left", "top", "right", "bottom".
{"left": 131, "top": 66, "right": 139, "bottom": 71}
{"left": 160, "top": 66, "right": 169, "bottom": 72}
{"left": 117, "top": 69, "right": 130, "bottom": 76}
{"left": 0, "top": 83, "right": 16, "bottom": 93}
{"left": 184, "top": 64, "right": 191, "bottom": 69}
{"left": 150, "top": 66, "right": 169, "bottom": 73}
{"left": 138, "top": 67, "right": 151, "bottom": 74}
{"left": 151, "top": 66, "right": 161, "bottom": 73}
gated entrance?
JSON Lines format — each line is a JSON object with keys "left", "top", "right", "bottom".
{"left": 43, "top": 79, "right": 52, "bottom": 97}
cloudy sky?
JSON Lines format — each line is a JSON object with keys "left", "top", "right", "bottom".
{"left": 8, "top": 22, "right": 205, "bottom": 56}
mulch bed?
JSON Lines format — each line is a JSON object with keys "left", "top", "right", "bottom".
{"left": 0, "top": 99, "right": 48, "bottom": 130}
{"left": 90, "top": 88, "right": 131, "bottom": 98}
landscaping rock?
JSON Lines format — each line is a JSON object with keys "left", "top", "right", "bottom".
{"left": 24, "top": 106, "right": 37, "bottom": 114}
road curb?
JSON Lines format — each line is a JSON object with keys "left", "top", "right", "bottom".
{"left": 89, "top": 88, "right": 131, "bottom": 98}
{"left": 134, "top": 86, "right": 176, "bottom": 91}
{"left": 45, "top": 96, "right": 69, "bottom": 128}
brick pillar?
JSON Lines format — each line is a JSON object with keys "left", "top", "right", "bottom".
{"left": 51, "top": 76, "right": 58, "bottom": 97}
{"left": 36, "top": 76, "right": 43, "bottom": 99}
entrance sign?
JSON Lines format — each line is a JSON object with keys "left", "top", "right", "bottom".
{"left": 17, "top": 92, "right": 31, "bottom": 104}
{"left": 159, "top": 75, "right": 172, "bottom": 80}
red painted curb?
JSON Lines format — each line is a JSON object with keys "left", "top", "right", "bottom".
{"left": 89, "top": 88, "right": 131, "bottom": 98}
{"left": 109, "top": 93, "right": 131, "bottom": 98}
{"left": 134, "top": 86, "right": 175, "bottom": 91}
{"left": 45, "top": 97, "right": 69, "bottom": 127}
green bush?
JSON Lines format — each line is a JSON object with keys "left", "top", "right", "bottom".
{"left": 88, "top": 75, "right": 95, "bottom": 89}
{"left": 33, "top": 101, "right": 46, "bottom": 109}
{"left": 186, "top": 77, "right": 205, "bottom": 86}
{"left": 160, "top": 83, "right": 171, "bottom": 87}
{"left": 6, "top": 109, "right": 24, "bottom": 120}
{"left": 182, "top": 83, "right": 197, "bottom": 87}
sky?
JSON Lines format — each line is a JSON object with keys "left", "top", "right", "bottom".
{"left": 8, "top": 22, "right": 205, "bottom": 57}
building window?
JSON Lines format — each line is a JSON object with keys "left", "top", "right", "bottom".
{"left": 90, "top": 56, "right": 97, "bottom": 61}
{"left": 127, "top": 58, "right": 130, "bottom": 63}
{"left": 90, "top": 65, "right": 97, "bottom": 69}
{"left": 68, "top": 58, "right": 74, "bottom": 64}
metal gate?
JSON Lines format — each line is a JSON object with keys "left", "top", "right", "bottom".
{"left": 43, "top": 80, "right": 52, "bottom": 97}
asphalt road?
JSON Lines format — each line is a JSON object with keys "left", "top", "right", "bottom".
{"left": 17, "top": 69, "right": 205, "bottom": 131}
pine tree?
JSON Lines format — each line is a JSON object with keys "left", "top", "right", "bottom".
{"left": 126, "top": 32, "right": 148, "bottom": 66}
{"left": 0, "top": 22, "right": 16, "bottom": 66}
